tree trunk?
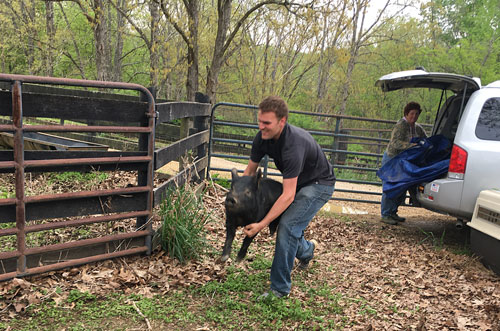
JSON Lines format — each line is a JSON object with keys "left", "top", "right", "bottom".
{"left": 149, "top": 0, "right": 161, "bottom": 92}
{"left": 185, "top": 0, "right": 199, "bottom": 101}
{"left": 270, "top": 21, "right": 284, "bottom": 95}
{"left": 21, "top": 0, "right": 36, "bottom": 74}
{"left": 92, "top": 0, "right": 112, "bottom": 81}
{"left": 45, "top": 1, "right": 55, "bottom": 77}
{"left": 57, "top": 2, "right": 87, "bottom": 79}
{"left": 113, "top": 0, "right": 126, "bottom": 82}
{"left": 261, "top": 28, "right": 271, "bottom": 98}
{"left": 205, "top": 0, "right": 232, "bottom": 104}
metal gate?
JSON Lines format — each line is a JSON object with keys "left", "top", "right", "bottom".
{"left": 0, "top": 74, "right": 156, "bottom": 281}
{"left": 207, "top": 102, "right": 430, "bottom": 204}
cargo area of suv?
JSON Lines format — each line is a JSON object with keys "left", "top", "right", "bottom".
{"left": 376, "top": 69, "right": 500, "bottom": 273}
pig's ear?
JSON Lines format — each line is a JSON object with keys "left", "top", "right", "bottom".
{"left": 255, "top": 168, "right": 262, "bottom": 187}
{"left": 231, "top": 168, "right": 239, "bottom": 181}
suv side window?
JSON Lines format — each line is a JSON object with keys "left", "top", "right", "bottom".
{"left": 475, "top": 97, "right": 500, "bottom": 141}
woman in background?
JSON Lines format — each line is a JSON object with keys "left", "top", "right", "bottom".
{"left": 380, "top": 101, "right": 427, "bottom": 225}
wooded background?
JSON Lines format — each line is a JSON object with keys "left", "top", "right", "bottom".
{"left": 0, "top": 0, "right": 498, "bottom": 122}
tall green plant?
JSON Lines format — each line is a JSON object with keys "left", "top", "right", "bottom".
{"left": 157, "top": 184, "right": 211, "bottom": 263}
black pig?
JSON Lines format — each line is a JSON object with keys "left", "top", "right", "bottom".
{"left": 220, "top": 168, "right": 283, "bottom": 262}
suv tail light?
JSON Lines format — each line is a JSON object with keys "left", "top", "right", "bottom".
{"left": 448, "top": 144, "right": 467, "bottom": 179}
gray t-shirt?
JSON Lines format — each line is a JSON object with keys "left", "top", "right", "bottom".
{"left": 250, "top": 123, "right": 336, "bottom": 190}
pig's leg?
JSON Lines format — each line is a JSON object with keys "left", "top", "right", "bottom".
{"left": 268, "top": 218, "right": 280, "bottom": 236}
{"left": 220, "top": 223, "right": 236, "bottom": 262}
{"left": 236, "top": 235, "right": 256, "bottom": 261}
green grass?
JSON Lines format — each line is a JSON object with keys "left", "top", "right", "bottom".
{"left": 1, "top": 255, "right": 357, "bottom": 330}
{"left": 210, "top": 173, "right": 231, "bottom": 189}
{"left": 336, "top": 169, "right": 379, "bottom": 182}
{"left": 418, "top": 228, "right": 446, "bottom": 249}
{"left": 47, "top": 171, "right": 108, "bottom": 189}
{"left": 418, "top": 228, "right": 472, "bottom": 256}
{"left": 156, "top": 184, "right": 212, "bottom": 263}
{"left": 0, "top": 187, "right": 14, "bottom": 199}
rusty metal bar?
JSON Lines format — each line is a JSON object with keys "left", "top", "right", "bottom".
{"left": 0, "top": 246, "right": 148, "bottom": 282}
{"left": 12, "top": 81, "right": 27, "bottom": 275}
{"left": 0, "top": 272, "right": 18, "bottom": 282}
{"left": 25, "top": 210, "right": 149, "bottom": 233}
{"left": 24, "top": 156, "right": 151, "bottom": 169}
{"left": 0, "top": 198, "right": 15, "bottom": 206}
{"left": 25, "top": 186, "right": 150, "bottom": 204}
{"left": 0, "top": 251, "right": 21, "bottom": 260}
{"left": 0, "top": 124, "right": 15, "bottom": 132}
{"left": 25, "top": 230, "right": 149, "bottom": 256}
{"left": 0, "top": 73, "right": 153, "bottom": 94}
{"left": 0, "top": 162, "right": 16, "bottom": 170}
{"left": 23, "top": 125, "right": 151, "bottom": 133}
{"left": 140, "top": 85, "right": 156, "bottom": 256}
{"left": 0, "top": 228, "right": 18, "bottom": 237}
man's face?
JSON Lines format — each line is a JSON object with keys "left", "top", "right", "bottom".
{"left": 257, "top": 110, "right": 286, "bottom": 140}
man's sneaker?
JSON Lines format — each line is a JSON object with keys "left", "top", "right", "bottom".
{"left": 297, "top": 239, "right": 318, "bottom": 270}
{"left": 390, "top": 214, "right": 406, "bottom": 222}
{"left": 381, "top": 216, "right": 398, "bottom": 225}
{"left": 258, "top": 289, "right": 289, "bottom": 300}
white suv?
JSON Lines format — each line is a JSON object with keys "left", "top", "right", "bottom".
{"left": 376, "top": 69, "right": 500, "bottom": 272}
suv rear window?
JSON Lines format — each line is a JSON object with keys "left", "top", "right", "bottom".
{"left": 475, "top": 98, "right": 500, "bottom": 141}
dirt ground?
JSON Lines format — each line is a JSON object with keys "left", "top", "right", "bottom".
{"left": 1, "top": 160, "right": 499, "bottom": 329}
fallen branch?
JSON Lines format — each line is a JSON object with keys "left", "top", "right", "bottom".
{"left": 131, "top": 301, "right": 152, "bottom": 330}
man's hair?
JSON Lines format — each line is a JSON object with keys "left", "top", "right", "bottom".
{"left": 259, "top": 96, "right": 288, "bottom": 119}
{"left": 404, "top": 101, "right": 422, "bottom": 116}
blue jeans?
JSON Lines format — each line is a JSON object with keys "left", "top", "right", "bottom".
{"left": 270, "top": 182, "right": 335, "bottom": 295}
{"left": 380, "top": 152, "right": 406, "bottom": 217}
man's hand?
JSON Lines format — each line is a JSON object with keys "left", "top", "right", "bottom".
{"left": 244, "top": 222, "right": 264, "bottom": 237}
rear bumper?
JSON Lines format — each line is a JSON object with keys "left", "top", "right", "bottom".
{"left": 416, "top": 178, "right": 471, "bottom": 220}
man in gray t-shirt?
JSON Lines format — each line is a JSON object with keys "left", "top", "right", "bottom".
{"left": 243, "top": 96, "right": 335, "bottom": 299}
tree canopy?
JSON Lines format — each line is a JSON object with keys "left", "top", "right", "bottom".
{"left": 0, "top": 0, "right": 498, "bottom": 118}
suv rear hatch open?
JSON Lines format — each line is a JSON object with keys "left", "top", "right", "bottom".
{"left": 376, "top": 69, "right": 480, "bottom": 140}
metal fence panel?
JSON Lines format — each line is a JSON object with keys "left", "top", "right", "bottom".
{"left": 0, "top": 74, "right": 156, "bottom": 281}
{"left": 207, "top": 102, "right": 432, "bottom": 204}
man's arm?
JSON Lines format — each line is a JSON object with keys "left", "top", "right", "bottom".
{"left": 243, "top": 160, "right": 259, "bottom": 176}
{"left": 243, "top": 176, "right": 297, "bottom": 237}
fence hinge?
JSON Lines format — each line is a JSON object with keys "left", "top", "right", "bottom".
{"left": 146, "top": 111, "right": 159, "bottom": 123}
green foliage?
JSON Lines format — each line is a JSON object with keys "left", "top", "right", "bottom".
{"left": 210, "top": 173, "right": 231, "bottom": 189}
{"left": 67, "top": 290, "right": 97, "bottom": 304}
{"left": 48, "top": 171, "right": 108, "bottom": 185}
{"left": 348, "top": 144, "right": 365, "bottom": 153}
{"left": 1, "top": 0, "right": 499, "bottom": 131}
{"left": 336, "top": 169, "right": 379, "bottom": 183}
{"left": 289, "top": 113, "right": 328, "bottom": 131}
{"left": 0, "top": 187, "right": 14, "bottom": 199}
{"left": 46, "top": 171, "right": 108, "bottom": 191}
{"left": 419, "top": 228, "right": 446, "bottom": 249}
{"left": 157, "top": 184, "right": 211, "bottom": 263}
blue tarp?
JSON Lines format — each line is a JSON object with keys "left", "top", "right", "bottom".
{"left": 377, "top": 135, "right": 452, "bottom": 199}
